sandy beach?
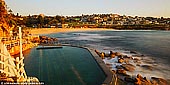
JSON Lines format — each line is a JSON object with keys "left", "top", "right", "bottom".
{"left": 27, "top": 28, "right": 113, "bottom": 35}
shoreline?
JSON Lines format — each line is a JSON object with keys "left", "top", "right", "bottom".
{"left": 26, "top": 28, "right": 169, "bottom": 35}
{"left": 27, "top": 28, "right": 114, "bottom": 35}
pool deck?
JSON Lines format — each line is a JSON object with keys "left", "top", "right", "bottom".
{"left": 62, "top": 44, "right": 115, "bottom": 85}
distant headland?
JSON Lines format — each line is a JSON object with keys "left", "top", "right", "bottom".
{"left": 10, "top": 13, "right": 170, "bottom": 30}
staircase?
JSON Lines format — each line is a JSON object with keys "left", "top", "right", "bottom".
{"left": 0, "top": 27, "right": 39, "bottom": 83}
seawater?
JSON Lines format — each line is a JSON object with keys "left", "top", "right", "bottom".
{"left": 45, "top": 30, "right": 170, "bottom": 79}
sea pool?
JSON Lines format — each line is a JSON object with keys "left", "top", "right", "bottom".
{"left": 24, "top": 46, "right": 106, "bottom": 85}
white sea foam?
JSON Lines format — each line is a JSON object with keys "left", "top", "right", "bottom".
{"left": 69, "top": 33, "right": 122, "bottom": 41}
{"left": 103, "top": 51, "right": 170, "bottom": 79}
{"left": 58, "top": 31, "right": 170, "bottom": 80}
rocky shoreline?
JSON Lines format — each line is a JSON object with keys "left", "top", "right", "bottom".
{"left": 95, "top": 50, "right": 170, "bottom": 85}
{"left": 26, "top": 33, "right": 170, "bottom": 85}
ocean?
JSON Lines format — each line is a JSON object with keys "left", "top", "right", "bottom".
{"left": 45, "top": 30, "right": 170, "bottom": 79}
{"left": 23, "top": 30, "right": 170, "bottom": 84}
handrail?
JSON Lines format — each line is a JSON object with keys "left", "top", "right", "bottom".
{"left": 0, "top": 61, "right": 16, "bottom": 69}
{"left": 0, "top": 69, "right": 15, "bottom": 76}
{"left": 0, "top": 27, "right": 39, "bottom": 83}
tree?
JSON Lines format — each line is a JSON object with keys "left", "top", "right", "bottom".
{"left": 55, "top": 15, "right": 62, "bottom": 23}
{"left": 37, "top": 15, "right": 44, "bottom": 28}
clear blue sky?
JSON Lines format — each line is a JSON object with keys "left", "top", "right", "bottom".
{"left": 5, "top": 0, "right": 170, "bottom": 17}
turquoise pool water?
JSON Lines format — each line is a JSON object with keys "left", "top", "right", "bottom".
{"left": 24, "top": 46, "right": 106, "bottom": 85}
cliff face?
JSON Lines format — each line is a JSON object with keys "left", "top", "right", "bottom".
{"left": 0, "top": 0, "right": 14, "bottom": 37}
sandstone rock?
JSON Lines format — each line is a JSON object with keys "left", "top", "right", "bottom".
{"left": 124, "top": 59, "right": 130, "bottom": 64}
{"left": 133, "top": 58, "right": 140, "bottom": 61}
{"left": 130, "top": 51, "right": 138, "bottom": 54}
{"left": 135, "top": 78, "right": 142, "bottom": 85}
{"left": 141, "top": 65, "right": 153, "bottom": 71}
{"left": 136, "top": 64, "right": 140, "bottom": 66}
{"left": 110, "top": 54, "right": 116, "bottom": 58}
{"left": 151, "top": 77, "right": 168, "bottom": 85}
{"left": 125, "top": 56, "right": 133, "bottom": 60}
{"left": 95, "top": 50, "right": 100, "bottom": 55}
{"left": 100, "top": 52, "right": 105, "bottom": 59}
{"left": 112, "top": 70, "right": 116, "bottom": 73}
{"left": 134, "top": 74, "right": 152, "bottom": 85}
{"left": 124, "top": 76, "right": 135, "bottom": 83}
{"left": 122, "top": 55, "right": 129, "bottom": 58}
{"left": 110, "top": 51, "right": 114, "bottom": 54}
{"left": 110, "top": 51, "right": 116, "bottom": 58}
{"left": 116, "top": 69, "right": 127, "bottom": 75}
{"left": 115, "top": 52, "right": 122, "bottom": 56}
{"left": 104, "top": 53, "right": 110, "bottom": 57}
{"left": 118, "top": 54, "right": 124, "bottom": 58}
{"left": 121, "top": 64, "right": 135, "bottom": 72}
{"left": 116, "top": 65, "right": 123, "bottom": 69}
{"left": 137, "top": 74, "right": 143, "bottom": 80}
{"left": 118, "top": 58, "right": 124, "bottom": 63}
{"left": 133, "top": 59, "right": 142, "bottom": 64}
{"left": 143, "top": 77, "right": 152, "bottom": 85}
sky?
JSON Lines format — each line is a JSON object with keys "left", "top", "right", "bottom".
{"left": 5, "top": 0, "right": 170, "bottom": 17}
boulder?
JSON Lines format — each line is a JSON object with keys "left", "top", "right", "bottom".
{"left": 110, "top": 51, "right": 114, "bottom": 54}
{"left": 118, "top": 58, "right": 124, "bottom": 63}
{"left": 110, "top": 51, "right": 116, "bottom": 58}
{"left": 124, "top": 76, "right": 135, "bottom": 83}
{"left": 112, "top": 70, "right": 116, "bottom": 73}
{"left": 110, "top": 54, "right": 116, "bottom": 58}
{"left": 116, "top": 65, "right": 123, "bottom": 69}
{"left": 124, "top": 59, "right": 130, "bottom": 64}
{"left": 143, "top": 77, "right": 152, "bottom": 85}
{"left": 135, "top": 78, "right": 142, "bottom": 85}
{"left": 151, "top": 77, "right": 168, "bottom": 85}
{"left": 133, "top": 59, "right": 142, "bottom": 64}
{"left": 115, "top": 52, "right": 122, "bottom": 56}
{"left": 137, "top": 74, "right": 143, "bottom": 80}
{"left": 136, "top": 64, "right": 141, "bottom": 66}
{"left": 118, "top": 54, "right": 124, "bottom": 58}
{"left": 133, "top": 58, "right": 140, "bottom": 61}
{"left": 95, "top": 50, "right": 100, "bottom": 55}
{"left": 104, "top": 53, "right": 110, "bottom": 57}
{"left": 130, "top": 51, "right": 138, "bottom": 54}
{"left": 135, "top": 74, "right": 152, "bottom": 85}
{"left": 100, "top": 52, "right": 105, "bottom": 59}
{"left": 141, "top": 65, "right": 153, "bottom": 71}
{"left": 121, "top": 64, "right": 135, "bottom": 72}
{"left": 116, "top": 69, "right": 127, "bottom": 75}
{"left": 124, "top": 55, "right": 133, "bottom": 59}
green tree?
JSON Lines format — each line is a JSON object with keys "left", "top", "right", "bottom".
{"left": 38, "top": 15, "right": 44, "bottom": 28}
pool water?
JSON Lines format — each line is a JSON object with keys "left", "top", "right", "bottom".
{"left": 24, "top": 46, "right": 106, "bottom": 85}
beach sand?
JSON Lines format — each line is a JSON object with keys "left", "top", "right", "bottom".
{"left": 27, "top": 28, "right": 113, "bottom": 35}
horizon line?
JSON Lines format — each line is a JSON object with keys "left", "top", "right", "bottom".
{"left": 17, "top": 13, "right": 170, "bottom": 18}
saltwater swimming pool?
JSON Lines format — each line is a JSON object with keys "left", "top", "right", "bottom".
{"left": 24, "top": 46, "right": 106, "bottom": 85}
